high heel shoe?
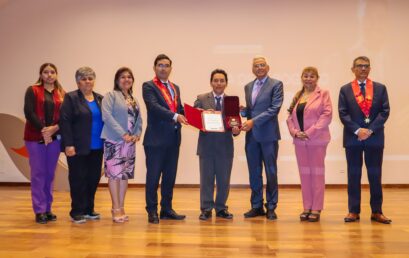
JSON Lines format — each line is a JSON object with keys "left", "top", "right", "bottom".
{"left": 299, "top": 210, "right": 311, "bottom": 221}
{"left": 308, "top": 211, "right": 321, "bottom": 222}
{"left": 111, "top": 208, "right": 125, "bottom": 223}
{"left": 121, "top": 207, "right": 129, "bottom": 221}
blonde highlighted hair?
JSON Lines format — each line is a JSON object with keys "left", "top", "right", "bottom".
{"left": 287, "top": 66, "right": 319, "bottom": 114}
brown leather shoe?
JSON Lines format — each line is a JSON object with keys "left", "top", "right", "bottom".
{"left": 344, "top": 213, "right": 360, "bottom": 222}
{"left": 371, "top": 213, "right": 392, "bottom": 224}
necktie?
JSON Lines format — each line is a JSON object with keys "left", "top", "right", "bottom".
{"left": 251, "top": 80, "right": 263, "bottom": 105}
{"left": 215, "top": 96, "right": 222, "bottom": 111}
{"left": 359, "top": 82, "right": 366, "bottom": 98}
{"left": 163, "top": 82, "right": 174, "bottom": 100}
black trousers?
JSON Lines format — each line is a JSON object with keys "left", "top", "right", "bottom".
{"left": 144, "top": 143, "right": 180, "bottom": 213}
{"left": 345, "top": 145, "right": 384, "bottom": 214}
{"left": 67, "top": 149, "right": 103, "bottom": 217}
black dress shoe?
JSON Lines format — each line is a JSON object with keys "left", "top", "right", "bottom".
{"left": 35, "top": 213, "right": 48, "bottom": 224}
{"left": 216, "top": 210, "right": 233, "bottom": 219}
{"left": 266, "top": 209, "right": 277, "bottom": 220}
{"left": 199, "top": 210, "right": 212, "bottom": 221}
{"left": 45, "top": 212, "right": 57, "bottom": 221}
{"left": 71, "top": 215, "right": 86, "bottom": 224}
{"left": 243, "top": 207, "right": 265, "bottom": 218}
{"left": 160, "top": 209, "right": 186, "bottom": 220}
{"left": 84, "top": 211, "right": 100, "bottom": 220}
{"left": 148, "top": 212, "right": 159, "bottom": 224}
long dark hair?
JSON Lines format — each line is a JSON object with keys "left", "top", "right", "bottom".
{"left": 287, "top": 66, "right": 319, "bottom": 114}
{"left": 114, "top": 67, "right": 134, "bottom": 95}
{"left": 35, "top": 63, "right": 65, "bottom": 98}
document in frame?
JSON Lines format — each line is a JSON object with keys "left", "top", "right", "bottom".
{"left": 202, "top": 111, "right": 225, "bottom": 132}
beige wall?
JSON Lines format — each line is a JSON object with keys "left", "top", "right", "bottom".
{"left": 1, "top": 0, "right": 408, "bottom": 184}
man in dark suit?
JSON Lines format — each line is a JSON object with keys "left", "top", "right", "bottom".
{"left": 142, "top": 54, "right": 188, "bottom": 224}
{"left": 194, "top": 69, "right": 240, "bottom": 221}
{"left": 339, "top": 56, "right": 391, "bottom": 224}
{"left": 241, "top": 56, "right": 284, "bottom": 220}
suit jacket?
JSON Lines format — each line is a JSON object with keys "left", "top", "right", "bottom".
{"left": 338, "top": 81, "right": 390, "bottom": 148}
{"left": 101, "top": 90, "right": 143, "bottom": 142}
{"left": 194, "top": 92, "right": 234, "bottom": 158}
{"left": 59, "top": 89, "right": 103, "bottom": 155}
{"left": 142, "top": 80, "right": 184, "bottom": 147}
{"left": 242, "top": 76, "right": 284, "bottom": 142}
{"left": 286, "top": 86, "right": 332, "bottom": 146}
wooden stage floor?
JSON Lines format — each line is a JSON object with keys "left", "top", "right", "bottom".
{"left": 0, "top": 186, "right": 408, "bottom": 258}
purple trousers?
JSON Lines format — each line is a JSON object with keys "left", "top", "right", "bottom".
{"left": 294, "top": 144, "right": 327, "bottom": 211}
{"left": 25, "top": 140, "right": 60, "bottom": 214}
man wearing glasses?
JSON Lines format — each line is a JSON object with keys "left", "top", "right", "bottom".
{"left": 142, "top": 54, "right": 188, "bottom": 224}
{"left": 339, "top": 56, "right": 391, "bottom": 224}
{"left": 240, "top": 56, "right": 284, "bottom": 220}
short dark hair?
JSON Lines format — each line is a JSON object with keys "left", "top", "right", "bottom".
{"left": 210, "top": 69, "right": 228, "bottom": 83}
{"left": 154, "top": 54, "right": 172, "bottom": 66}
{"left": 114, "top": 67, "right": 134, "bottom": 95}
{"left": 352, "top": 56, "right": 371, "bottom": 67}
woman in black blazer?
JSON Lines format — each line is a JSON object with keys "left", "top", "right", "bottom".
{"left": 60, "top": 67, "right": 104, "bottom": 224}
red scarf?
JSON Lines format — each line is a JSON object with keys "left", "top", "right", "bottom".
{"left": 24, "top": 85, "right": 63, "bottom": 141}
{"left": 153, "top": 77, "right": 178, "bottom": 112}
{"left": 32, "top": 85, "right": 63, "bottom": 124}
{"left": 351, "top": 79, "right": 373, "bottom": 118}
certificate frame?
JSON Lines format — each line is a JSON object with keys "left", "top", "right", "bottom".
{"left": 202, "top": 111, "right": 225, "bottom": 132}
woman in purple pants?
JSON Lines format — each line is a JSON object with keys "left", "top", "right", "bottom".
{"left": 24, "top": 63, "right": 65, "bottom": 224}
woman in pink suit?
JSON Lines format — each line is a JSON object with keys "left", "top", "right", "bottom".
{"left": 286, "top": 67, "right": 332, "bottom": 222}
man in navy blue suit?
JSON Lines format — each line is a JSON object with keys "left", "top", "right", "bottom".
{"left": 339, "top": 56, "right": 391, "bottom": 224}
{"left": 241, "top": 56, "right": 284, "bottom": 220}
{"left": 142, "top": 54, "right": 188, "bottom": 224}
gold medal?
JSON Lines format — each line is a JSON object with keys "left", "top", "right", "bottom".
{"left": 229, "top": 117, "right": 239, "bottom": 127}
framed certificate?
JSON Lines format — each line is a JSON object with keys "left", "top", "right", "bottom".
{"left": 202, "top": 111, "right": 225, "bottom": 132}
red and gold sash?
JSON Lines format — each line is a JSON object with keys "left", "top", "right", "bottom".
{"left": 351, "top": 79, "right": 373, "bottom": 118}
{"left": 153, "top": 77, "right": 178, "bottom": 112}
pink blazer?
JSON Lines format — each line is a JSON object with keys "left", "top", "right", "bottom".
{"left": 286, "top": 86, "right": 332, "bottom": 146}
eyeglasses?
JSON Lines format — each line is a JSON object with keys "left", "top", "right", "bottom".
{"left": 253, "top": 63, "right": 267, "bottom": 68}
{"left": 157, "top": 64, "right": 171, "bottom": 68}
{"left": 355, "top": 64, "right": 370, "bottom": 69}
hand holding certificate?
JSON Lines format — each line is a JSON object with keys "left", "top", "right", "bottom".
{"left": 185, "top": 96, "right": 242, "bottom": 132}
{"left": 184, "top": 103, "right": 225, "bottom": 132}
